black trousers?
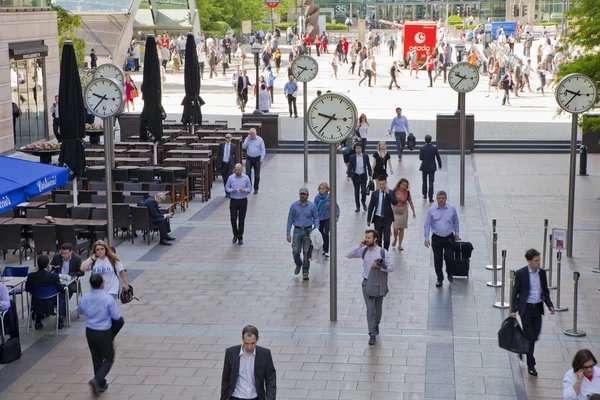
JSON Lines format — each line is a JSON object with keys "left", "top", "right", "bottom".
{"left": 238, "top": 89, "right": 248, "bottom": 110}
{"left": 349, "top": 61, "right": 356, "bottom": 74}
{"left": 422, "top": 171, "right": 435, "bottom": 200}
{"left": 134, "top": 58, "right": 140, "bottom": 72}
{"left": 220, "top": 162, "right": 234, "bottom": 192}
{"left": 53, "top": 118, "right": 61, "bottom": 141}
{"left": 246, "top": 156, "right": 261, "bottom": 191}
{"left": 229, "top": 198, "right": 248, "bottom": 239}
{"left": 151, "top": 218, "right": 171, "bottom": 240}
{"left": 389, "top": 75, "right": 400, "bottom": 89}
{"left": 359, "top": 70, "right": 372, "bottom": 86}
{"left": 522, "top": 302, "right": 543, "bottom": 368}
{"left": 199, "top": 62, "right": 205, "bottom": 78}
{"left": 287, "top": 94, "right": 297, "bottom": 116}
{"left": 352, "top": 173, "right": 368, "bottom": 209}
{"left": 431, "top": 233, "right": 455, "bottom": 282}
{"left": 373, "top": 216, "right": 391, "bottom": 250}
{"left": 319, "top": 218, "right": 330, "bottom": 253}
{"left": 86, "top": 328, "right": 114, "bottom": 387}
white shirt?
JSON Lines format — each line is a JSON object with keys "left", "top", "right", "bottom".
{"left": 362, "top": 58, "right": 371, "bottom": 71}
{"left": 90, "top": 258, "right": 124, "bottom": 296}
{"left": 562, "top": 366, "right": 600, "bottom": 400}
{"left": 62, "top": 256, "right": 71, "bottom": 275}
{"left": 376, "top": 191, "right": 384, "bottom": 217}
{"left": 259, "top": 90, "right": 271, "bottom": 111}
{"left": 358, "top": 122, "right": 368, "bottom": 138}
{"left": 355, "top": 154, "right": 365, "bottom": 175}
{"left": 232, "top": 348, "right": 257, "bottom": 399}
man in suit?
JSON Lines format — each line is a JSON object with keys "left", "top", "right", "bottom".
{"left": 217, "top": 134, "right": 238, "bottom": 197}
{"left": 347, "top": 143, "right": 372, "bottom": 213}
{"left": 511, "top": 248, "right": 555, "bottom": 377}
{"left": 50, "top": 242, "right": 83, "bottom": 300}
{"left": 221, "top": 325, "right": 276, "bottom": 400}
{"left": 419, "top": 134, "right": 442, "bottom": 202}
{"left": 236, "top": 69, "right": 251, "bottom": 112}
{"left": 25, "top": 255, "right": 66, "bottom": 329}
{"left": 367, "top": 177, "right": 398, "bottom": 250}
{"left": 140, "top": 193, "right": 175, "bottom": 246}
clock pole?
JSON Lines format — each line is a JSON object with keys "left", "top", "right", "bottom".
{"left": 329, "top": 142, "right": 337, "bottom": 321}
{"left": 459, "top": 92, "right": 466, "bottom": 207}
{"left": 103, "top": 116, "right": 115, "bottom": 246}
{"left": 566, "top": 112, "right": 577, "bottom": 257}
{"left": 303, "top": 81, "right": 309, "bottom": 183}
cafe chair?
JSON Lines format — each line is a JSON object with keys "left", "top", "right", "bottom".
{"left": 2, "top": 265, "right": 29, "bottom": 319}
{"left": 70, "top": 206, "right": 91, "bottom": 220}
{"left": 56, "top": 225, "right": 89, "bottom": 256}
{"left": 26, "top": 285, "right": 67, "bottom": 335}
{"left": 136, "top": 169, "right": 157, "bottom": 184}
{"left": 32, "top": 225, "right": 58, "bottom": 255}
{"left": 124, "top": 195, "right": 144, "bottom": 204}
{"left": 54, "top": 194, "right": 72, "bottom": 203}
{"left": 0, "top": 224, "right": 26, "bottom": 264}
{"left": 112, "top": 204, "right": 131, "bottom": 239}
{"left": 0, "top": 309, "right": 8, "bottom": 343}
{"left": 26, "top": 209, "right": 48, "bottom": 219}
{"left": 148, "top": 183, "right": 168, "bottom": 192}
{"left": 160, "top": 170, "right": 187, "bottom": 211}
{"left": 89, "top": 182, "right": 106, "bottom": 191}
{"left": 77, "top": 208, "right": 107, "bottom": 242}
{"left": 46, "top": 203, "right": 68, "bottom": 219}
{"left": 112, "top": 191, "right": 125, "bottom": 204}
{"left": 131, "top": 206, "right": 157, "bottom": 245}
{"left": 78, "top": 190, "right": 97, "bottom": 204}
{"left": 111, "top": 169, "right": 129, "bottom": 186}
{"left": 0, "top": 209, "right": 14, "bottom": 218}
{"left": 85, "top": 168, "right": 105, "bottom": 189}
{"left": 123, "top": 183, "right": 143, "bottom": 191}
{"left": 130, "top": 191, "right": 150, "bottom": 200}
{"left": 91, "top": 195, "right": 106, "bottom": 204}
{"left": 51, "top": 190, "right": 70, "bottom": 202}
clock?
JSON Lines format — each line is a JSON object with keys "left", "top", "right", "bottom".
{"left": 448, "top": 62, "right": 480, "bottom": 93}
{"left": 555, "top": 73, "right": 598, "bottom": 114}
{"left": 84, "top": 77, "right": 125, "bottom": 118}
{"left": 307, "top": 92, "right": 358, "bottom": 144}
{"left": 291, "top": 55, "right": 319, "bottom": 83}
{"left": 93, "top": 63, "right": 124, "bottom": 84}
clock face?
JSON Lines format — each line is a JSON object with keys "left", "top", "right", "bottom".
{"left": 448, "top": 62, "right": 480, "bottom": 93}
{"left": 555, "top": 73, "right": 598, "bottom": 114}
{"left": 307, "top": 93, "right": 358, "bottom": 144}
{"left": 94, "top": 63, "right": 124, "bottom": 83}
{"left": 84, "top": 78, "right": 124, "bottom": 118}
{"left": 291, "top": 55, "right": 319, "bottom": 82}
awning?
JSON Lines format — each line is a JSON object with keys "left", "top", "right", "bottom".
{"left": 9, "top": 40, "right": 49, "bottom": 60}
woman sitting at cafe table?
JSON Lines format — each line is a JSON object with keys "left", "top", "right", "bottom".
{"left": 563, "top": 349, "right": 600, "bottom": 400}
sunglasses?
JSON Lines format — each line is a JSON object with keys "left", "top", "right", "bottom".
{"left": 582, "top": 363, "right": 596, "bottom": 370}
{"left": 225, "top": 136, "right": 232, "bottom": 139}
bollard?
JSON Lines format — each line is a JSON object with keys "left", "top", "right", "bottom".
{"left": 554, "top": 251, "right": 569, "bottom": 312}
{"left": 509, "top": 270, "right": 515, "bottom": 313}
{"left": 548, "top": 235, "right": 557, "bottom": 290}
{"left": 564, "top": 272, "right": 586, "bottom": 337}
{"left": 592, "top": 241, "right": 600, "bottom": 273}
{"left": 542, "top": 219, "right": 549, "bottom": 268}
{"left": 579, "top": 145, "right": 588, "bottom": 176}
{"left": 487, "top": 233, "right": 502, "bottom": 287}
{"left": 494, "top": 250, "right": 509, "bottom": 309}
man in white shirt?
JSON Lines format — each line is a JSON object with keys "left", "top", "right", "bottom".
{"left": 358, "top": 56, "right": 373, "bottom": 87}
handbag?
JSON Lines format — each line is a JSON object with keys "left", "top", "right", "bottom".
{"left": 367, "top": 179, "right": 375, "bottom": 193}
{"left": 0, "top": 338, "right": 22, "bottom": 364}
{"left": 498, "top": 317, "right": 530, "bottom": 355}
{"left": 341, "top": 146, "right": 351, "bottom": 155}
{"left": 130, "top": 84, "right": 139, "bottom": 98}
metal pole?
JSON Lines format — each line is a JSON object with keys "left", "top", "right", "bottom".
{"left": 593, "top": 242, "right": 600, "bottom": 273}
{"left": 494, "top": 250, "right": 509, "bottom": 308}
{"left": 548, "top": 234, "right": 556, "bottom": 289}
{"left": 554, "top": 251, "right": 568, "bottom": 311}
{"left": 459, "top": 92, "right": 466, "bottom": 206}
{"left": 509, "top": 269, "right": 515, "bottom": 312}
{"left": 271, "top": 8, "right": 276, "bottom": 35}
{"left": 72, "top": 177, "right": 79, "bottom": 207}
{"left": 329, "top": 143, "right": 337, "bottom": 321}
{"left": 303, "top": 81, "right": 308, "bottom": 183}
{"left": 103, "top": 116, "right": 114, "bottom": 247}
{"left": 566, "top": 113, "right": 578, "bottom": 258}
{"left": 542, "top": 219, "right": 548, "bottom": 268}
{"left": 255, "top": 54, "right": 260, "bottom": 113}
{"left": 487, "top": 233, "right": 501, "bottom": 287}
{"left": 564, "top": 271, "right": 586, "bottom": 336}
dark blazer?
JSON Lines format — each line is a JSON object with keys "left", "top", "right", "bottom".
{"left": 50, "top": 253, "right": 83, "bottom": 277}
{"left": 347, "top": 153, "right": 372, "bottom": 179}
{"left": 217, "top": 141, "right": 238, "bottom": 168}
{"left": 140, "top": 197, "right": 165, "bottom": 224}
{"left": 419, "top": 143, "right": 442, "bottom": 172}
{"left": 367, "top": 189, "right": 398, "bottom": 224}
{"left": 25, "top": 269, "right": 65, "bottom": 293}
{"left": 237, "top": 75, "right": 251, "bottom": 95}
{"left": 511, "top": 266, "right": 554, "bottom": 317}
{"left": 221, "top": 345, "right": 276, "bottom": 400}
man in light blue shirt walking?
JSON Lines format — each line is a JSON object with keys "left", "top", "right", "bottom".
{"left": 77, "top": 274, "right": 122, "bottom": 395}
{"left": 226, "top": 163, "right": 252, "bottom": 245}
{"left": 388, "top": 107, "right": 410, "bottom": 162}
{"left": 242, "top": 128, "right": 266, "bottom": 194}
{"left": 286, "top": 188, "right": 320, "bottom": 281}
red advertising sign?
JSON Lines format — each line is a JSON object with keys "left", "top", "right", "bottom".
{"left": 265, "top": 0, "right": 281, "bottom": 8}
{"left": 403, "top": 22, "right": 437, "bottom": 63}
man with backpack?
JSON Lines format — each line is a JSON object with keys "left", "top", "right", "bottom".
{"left": 347, "top": 230, "right": 394, "bottom": 345}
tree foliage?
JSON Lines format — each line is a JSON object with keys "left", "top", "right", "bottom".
{"left": 196, "top": 0, "right": 265, "bottom": 31}
{"left": 50, "top": 4, "right": 86, "bottom": 68}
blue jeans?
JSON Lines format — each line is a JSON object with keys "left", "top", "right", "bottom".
{"left": 292, "top": 227, "right": 312, "bottom": 273}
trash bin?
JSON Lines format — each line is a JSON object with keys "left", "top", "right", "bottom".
{"left": 435, "top": 113, "right": 475, "bottom": 151}
{"left": 117, "top": 112, "right": 141, "bottom": 141}
{"left": 582, "top": 113, "right": 600, "bottom": 153}
{"left": 242, "top": 113, "right": 279, "bottom": 149}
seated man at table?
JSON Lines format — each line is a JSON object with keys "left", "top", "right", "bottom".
{"left": 0, "top": 282, "right": 19, "bottom": 339}
{"left": 140, "top": 193, "right": 175, "bottom": 246}
{"left": 25, "top": 255, "right": 66, "bottom": 329}
{"left": 50, "top": 242, "right": 83, "bottom": 300}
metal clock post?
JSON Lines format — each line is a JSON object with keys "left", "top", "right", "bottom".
{"left": 554, "top": 73, "right": 598, "bottom": 257}
{"left": 291, "top": 55, "right": 319, "bottom": 183}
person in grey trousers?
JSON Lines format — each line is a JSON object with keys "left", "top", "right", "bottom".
{"left": 388, "top": 107, "right": 410, "bottom": 162}
{"left": 347, "top": 229, "right": 394, "bottom": 345}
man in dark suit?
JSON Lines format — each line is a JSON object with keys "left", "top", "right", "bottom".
{"left": 50, "top": 242, "right": 83, "bottom": 300}
{"left": 511, "top": 248, "right": 555, "bottom": 377}
{"left": 217, "top": 134, "right": 238, "bottom": 197}
{"left": 236, "top": 69, "right": 251, "bottom": 112}
{"left": 140, "top": 193, "right": 175, "bottom": 246}
{"left": 25, "top": 255, "right": 66, "bottom": 329}
{"left": 221, "top": 325, "right": 276, "bottom": 400}
{"left": 419, "top": 134, "right": 442, "bottom": 202}
{"left": 347, "top": 143, "right": 372, "bottom": 213}
{"left": 367, "top": 177, "right": 398, "bottom": 250}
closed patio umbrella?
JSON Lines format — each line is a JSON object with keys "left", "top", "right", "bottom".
{"left": 181, "top": 32, "right": 204, "bottom": 133}
{"left": 139, "top": 34, "right": 164, "bottom": 149}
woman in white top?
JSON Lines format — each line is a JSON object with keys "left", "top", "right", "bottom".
{"left": 259, "top": 83, "right": 271, "bottom": 113}
{"left": 563, "top": 349, "right": 600, "bottom": 400}
{"left": 81, "top": 240, "right": 129, "bottom": 299}
{"left": 357, "top": 113, "right": 369, "bottom": 152}
{"left": 331, "top": 53, "right": 339, "bottom": 79}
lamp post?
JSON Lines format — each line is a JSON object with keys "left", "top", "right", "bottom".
{"left": 251, "top": 43, "right": 263, "bottom": 114}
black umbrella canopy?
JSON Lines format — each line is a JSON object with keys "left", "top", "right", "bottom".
{"left": 58, "top": 41, "right": 86, "bottom": 177}
{"left": 181, "top": 32, "right": 203, "bottom": 125}
{"left": 139, "top": 34, "right": 164, "bottom": 143}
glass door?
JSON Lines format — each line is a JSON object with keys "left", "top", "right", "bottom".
{"left": 11, "top": 57, "right": 47, "bottom": 149}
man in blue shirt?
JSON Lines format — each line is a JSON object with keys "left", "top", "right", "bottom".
{"left": 226, "top": 163, "right": 252, "bottom": 245}
{"left": 423, "top": 190, "right": 460, "bottom": 287}
{"left": 286, "top": 188, "right": 320, "bottom": 281}
{"left": 283, "top": 75, "right": 298, "bottom": 118}
{"left": 77, "top": 274, "right": 122, "bottom": 395}
{"left": 242, "top": 128, "right": 266, "bottom": 194}
{"left": 388, "top": 107, "right": 410, "bottom": 162}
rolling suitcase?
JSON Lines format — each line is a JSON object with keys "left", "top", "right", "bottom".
{"left": 451, "top": 241, "right": 473, "bottom": 277}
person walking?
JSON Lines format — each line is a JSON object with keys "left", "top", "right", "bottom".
{"left": 284, "top": 75, "right": 298, "bottom": 118}
{"left": 81, "top": 240, "right": 130, "bottom": 298}
{"left": 226, "top": 163, "right": 251, "bottom": 245}
{"left": 419, "top": 134, "right": 442, "bottom": 202}
{"left": 501, "top": 68, "right": 514, "bottom": 106}
{"left": 259, "top": 84, "right": 272, "bottom": 112}
{"left": 486, "top": 62, "right": 501, "bottom": 98}
{"left": 90, "top": 49, "right": 98, "bottom": 69}
{"left": 331, "top": 53, "right": 339, "bottom": 78}
{"left": 391, "top": 178, "right": 416, "bottom": 250}
{"left": 367, "top": 177, "right": 398, "bottom": 250}
{"left": 349, "top": 46, "right": 357, "bottom": 75}
{"left": 237, "top": 69, "right": 251, "bottom": 112}
{"left": 242, "top": 128, "right": 265, "bottom": 194}
{"left": 357, "top": 113, "right": 369, "bottom": 150}
{"left": 371, "top": 141, "right": 393, "bottom": 181}
{"left": 217, "top": 134, "right": 238, "bottom": 196}
{"left": 347, "top": 143, "right": 372, "bottom": 213}
{"left": 78, "top": 274, "right": 122, "bottom": 395}
{"left": 172, "top": 48, "right": 181, "bottom": 76}
{"left": 286, "top": 188, "right": 320, "bottom": 281}
{"left": 124, "top": 74, "right": 137, "bottom": 112}
{"left": 315, "top": 182, "right": 340, "bottom": 259}
{"left": 424, "top": 190, "right": 460, "bottom": 287}
{"left": 522, "top": 59, "right": 533, "bottom": 92}
{"left": 50, "top": 95, "right": 61, "bottom": 141}
{"left": 511, "top": 248, "right": 555, "bottom": 377}
{"left": 347, "top": 229, "right": 394, "bottom": 345}
{"left": 221, "top": 325, "right": 277, "bottom": 400}
{"left": 389, "top": 107, "right": 410, "bottom": 162}
{"left": 388, "top": 61, "right": 401, "bottom": 90}
{"left": 536, "top": 61, "right": 547, "bottom": 96}
{"left": 425, "top": 50, "right": 435, "bottom": 87}
{"left": 358, "top": 55, "right": 373, "bottom": 87}
{"left": 387, "top": 37, "right": 395, "bottom": 57}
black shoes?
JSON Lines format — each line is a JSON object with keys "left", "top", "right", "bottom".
{"left": 238, "top": 238, "right": 244, "bottom": 245}
{"left": 159, "top": 240, "right": 172, "bottom": 246}
{"left": 355, "top": 209, "right": 360, "bottom": 213}
{"left": 89, "top": 379, "right": 100, "bottom": 396}
{"left": 254, "top": 190, "right": 258, "bottom": 194}
{"left": 368, "top": 335, "right": 376, "bottom": 345}
{"left": 35, "top": 321, "right": 43, "bottom": 330}
{"left": 99, "top": 384, "right": 109, "bottom": 393}
{"left": 423, "top": 195, "right": 427, "bottom": 200}
{"left": 429, "top": 199, "right": 434, "bottom": 202}
{"left": 303, "top": 273, "right": 309, "bottom": 281}
{"left": 528, "top": 367, "right": 538, "bottom": 376}
{"left": 448, "top": 274, "right": 454, "bottom": 282}
{"left": 435, "top": 280, "right": 443, "bottom": 288}
{"left": 165, "top": 236, "right": 176, "bottom": 241}
{"left": 294, "top": 265, "right": 301, "bottom": 275}
{"left": 232, "top": 237, "right": 238, "bottom": 244}
{"left": 58, "top": 317, "right": 64, "bottom": 330}
{"left": 362, "top": 202, "right": 367, "bottom": 211}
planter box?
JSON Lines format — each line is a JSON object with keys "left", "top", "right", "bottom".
{"left": 582, "top": 113, "right": 600, "bottom": 153}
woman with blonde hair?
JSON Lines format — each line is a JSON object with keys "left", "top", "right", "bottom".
{"left": 371, "top": 141, "right": 393, "bottom": 180}
{"left": 314, "top": 182, "right": 340, "bottom": 258}
{"left": 391, "top": 178, "right": 416, "bottom": 250}
{"left": 81, "top": 240, "right": 129, "bottom": 299}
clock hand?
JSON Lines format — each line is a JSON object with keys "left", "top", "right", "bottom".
{"left": 92, "top": 93, "right": 105, "bottom": 99}
{"left": 94, "top": 94, "right": 108, "bottom": 111}
{"left": 296, "top": 68, "right": 305, "bottom": 77}
{"left": 318, "top": 113, "right": 338, "bottom": 121}
{"left": 563, "top": 90, "right": 580, "bottom": 108}
{"left": 564, "top": 89, "right": 580, "bottom": 95}
{"left": 318, "top": 113, "right": 336, "bottom": 135}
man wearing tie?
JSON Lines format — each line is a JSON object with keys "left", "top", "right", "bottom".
{"left": 217, "top": 134, "right": 238, "bottom": 197}
{"left": 226, "top": 163, "right": 252, "bottom": 245}
{"left": 419, "top": 134, "right": 442, "bottom": 202}
{"left": 236, "top": 69, "right": 251, "bottom": 112}
{"left": 242, "top": 128, "right": 266, "bottom": 194}
{"left": 367, "top": 177, "right": 398, "bottom": 250}
{"left": 347, "top": 143, "right": 372, "bottom": 213}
